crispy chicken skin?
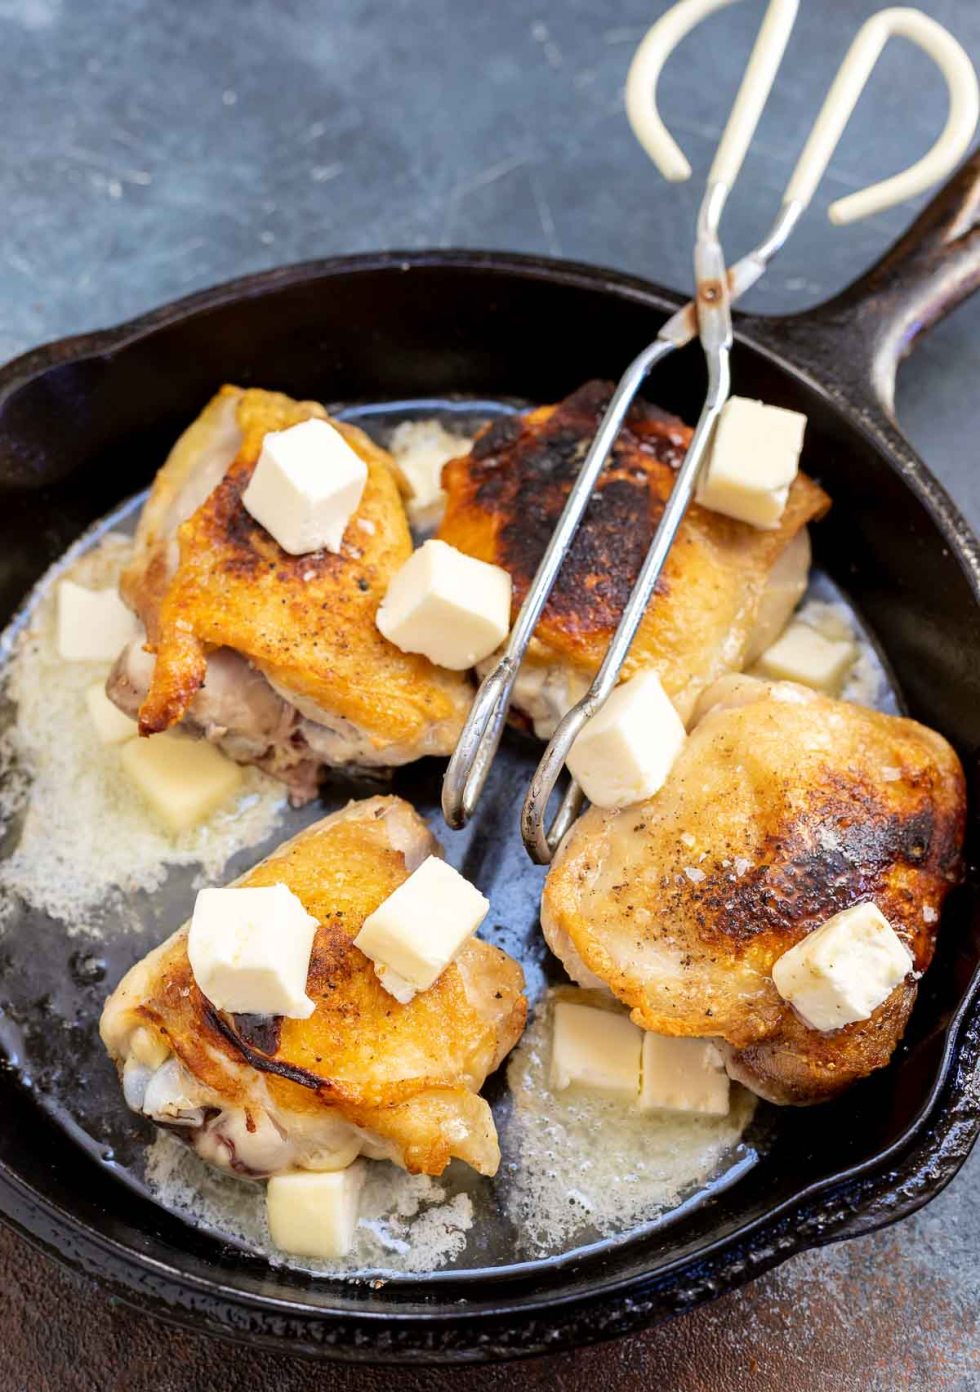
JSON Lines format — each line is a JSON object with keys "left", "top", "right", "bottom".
{"left": 438, "top": 382, "right": 829, "bottom": 728}
{"left": 542, "top": 675, "right": 966, "bottom": 1105}
{"left": 101, "top": 796, "right": 527, "bottom": 1178}
{"left": 117, "top": 387, "right": 471, "bottom": 794}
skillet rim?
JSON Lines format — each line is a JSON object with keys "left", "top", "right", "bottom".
{"left": 0, "top": 246, "right": 977, "bottom": 1363}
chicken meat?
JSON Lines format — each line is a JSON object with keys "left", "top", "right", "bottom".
{"left": 541, "top": 675, "right": 965, "bottom": 1105}
{"left": 438, "top": 381, "right": 829, "bottom": 735}
{"left": 101, "top": 795, "right": 527, "bottom": 1178}
{"left": 109, "top": 387, "right": 472, "bottom": 801}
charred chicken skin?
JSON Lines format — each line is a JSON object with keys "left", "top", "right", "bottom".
{"left": 438, "top": 381, "right": 829, "bottom": 734}
{"left": 542, "top": 675, "right": 965, "bottom": 1105}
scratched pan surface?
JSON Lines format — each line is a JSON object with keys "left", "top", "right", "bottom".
{"left": 0, "top": 162, "right": 979, "bottom": 1364}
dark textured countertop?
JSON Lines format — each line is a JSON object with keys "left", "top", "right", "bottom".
{"left": 0, "top": 1, "right": 978, "bottom": 1388}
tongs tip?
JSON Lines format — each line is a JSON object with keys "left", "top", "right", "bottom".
{"left": 441, "top": 656, "right": 516, "bottom": 830}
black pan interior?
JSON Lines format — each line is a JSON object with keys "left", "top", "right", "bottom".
{"left": 0, "top": 255, "right": 977, "bottom": 1346}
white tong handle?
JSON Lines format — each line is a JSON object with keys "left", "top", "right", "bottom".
{"left": 708, "top": 0, "right": 798, "bottom": 190}
{"left": 628, "top": 0, "right": 801, "bottom": 186}
{"left": 790, "top": 8, "right": 979, "bottom": 224}
{"left": 627, "top": 0, "right": 979, "bottom": 222}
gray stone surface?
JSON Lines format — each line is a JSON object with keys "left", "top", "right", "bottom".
{"left": 0, "top": 0, "right": 977, "bottom": 1386}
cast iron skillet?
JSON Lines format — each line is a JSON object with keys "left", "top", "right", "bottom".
{"left": 0, "top": 154, "right": 978, "bottom": 1364}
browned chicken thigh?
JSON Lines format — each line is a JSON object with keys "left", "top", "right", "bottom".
{"left": 542, "top": 675, "right": 965, "bottom": 1104}
{"left": 109, "top": 387, "right": 472, "bottom": 801}
{"left": 438, "top": 382, "right": 829, "bottom": 734}
{"left": 101, "top": 796, "right": 526, "bottom": 1178}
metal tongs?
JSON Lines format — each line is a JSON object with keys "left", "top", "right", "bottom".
{"left": 443, "top": 0, "right": 979, "bottom": 863}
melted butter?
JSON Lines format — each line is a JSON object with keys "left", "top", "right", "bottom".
{"left": 502, "top": 990, "right": 755, "bottom": 1257}
{"left": 793, "top": 598, "right": 884, "bottom": 707}
{"left": 387, "top": 418, "right": 475, "bottom": 531}
{"left": 0, "top": 530, "right": 286, "bottom": 931}
{"left": 145, "top": 1131, "right": 474, "bottom": 1275}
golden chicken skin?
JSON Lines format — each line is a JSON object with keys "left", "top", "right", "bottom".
{"left": 438, "top": 381, "right": 829, "bottom": 734}
{"left": 542, "top": 675, "right": 965, "bottom": 1105}
{"left": 108, "top": 387, "right": 472, "bottom": 801}
{"left": 101, "top": 796, "right": 526, "bottom": 1178}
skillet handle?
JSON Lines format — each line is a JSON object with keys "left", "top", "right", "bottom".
{"left": 752, "top": 149, "right": 980, "bottom": 420}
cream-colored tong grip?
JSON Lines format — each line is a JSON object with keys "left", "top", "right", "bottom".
{"left": 626, "top": 0, "right": 797, "bottom": 186}
{"left": 626, "top": 0, "right": 978, "bottom": 223}
{"left": 786, "top": 7, "right": 978, "bottom": 224}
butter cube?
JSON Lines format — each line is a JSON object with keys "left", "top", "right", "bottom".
{"left": 755, "top": 620, "right": 856, "bottom": 695}
{"left": 697, "top": 396, "right": 806, "bottom": 529}
{"left": 772, "top": 901, "right": 913, "bottom": 1032}
{"left": 353, "top": 856, "right": 489, "bottom": 1001}
{"left": 550, "top": 1000, "right": 642, "bottom": 1099}
{"left": 639, "top": 1034, "right": 730, "bottom": 1115}
{"left": 567, "top": 670, "right": 686, "bottom": 810}
{"left": 121, "top": 731, "right": 243, "bottom": 832}
{"left": 266, "top": 1164, "right": 365, "bottom": 1259}
{"left": 85, "top": 681, "right": 138, "bottom": 744}
{"left": 187, "top": 882, "right": 319, "bottom": 1018}
{"left": 376, "top": 539, "right": 511, "bottom": 670}
{"left": 57, "top": 580, "right": 139, "bottom": 662}
{"left": 242, "top": 418, "right": 367, "bottom": 556}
